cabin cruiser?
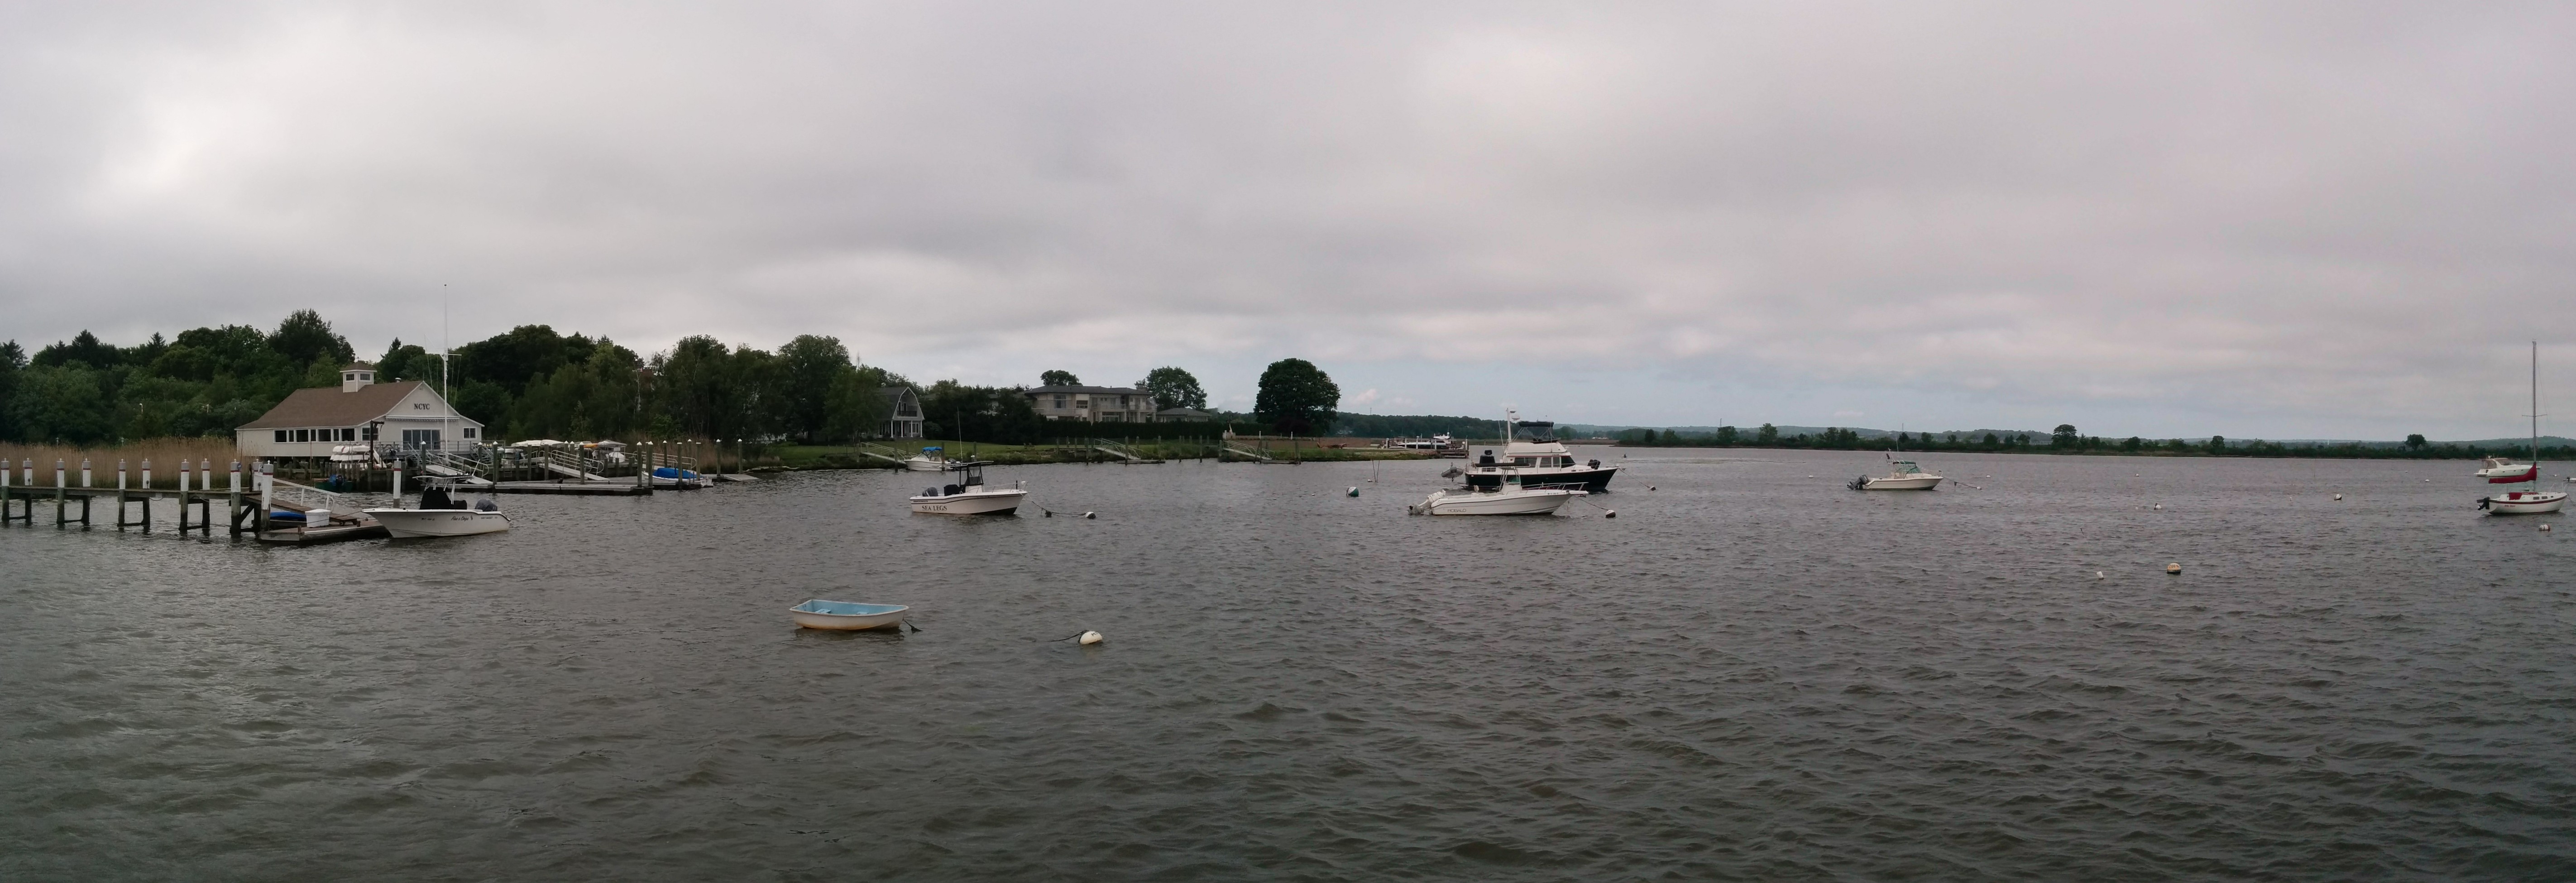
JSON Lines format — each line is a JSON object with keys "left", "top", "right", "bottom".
{"left": 1851, "top": 456, "right": 1943, "bottom": 490}
{"left": 2475, "top": 456, "right": 2538, "bottom": 482}
{"left": 1409, "top": 485, "right": 1585, "bottom": 515}
{"left": 908, "top": 461, "right": 1028, "bottom": 515}
{"left": 1457, "top": 416, "right": 1617, "bottom": 492}
{"left": 364, "top": 480, "right": 512, "bottom": 538}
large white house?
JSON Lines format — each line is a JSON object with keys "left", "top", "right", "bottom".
{"left": 1025, "top": 384, "right": 1159, "bottom": 422}
{"left": 235, "top": 363, "right": 484, "bottom": 459}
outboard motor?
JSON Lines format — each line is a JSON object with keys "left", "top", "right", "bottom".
{"left": 1848, "top": 475, "right": 1871, "bottom": 491}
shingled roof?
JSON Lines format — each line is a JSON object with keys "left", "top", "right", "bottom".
{"left": 236, "top": 380, "right": 434, "bottom": 430}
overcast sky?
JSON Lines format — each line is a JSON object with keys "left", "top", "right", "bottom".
{"left": 3, "top": 2, "right": 2572, "bottom": 439}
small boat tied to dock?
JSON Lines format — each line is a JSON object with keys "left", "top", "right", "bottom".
{"left": 364, "top": 478, "right": 512, "bottom": 538}
{"left": 908, "top": 461, "right": 1029, "bottom": 515}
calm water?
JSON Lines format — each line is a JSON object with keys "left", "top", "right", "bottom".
{"left": 4, "top": 450, "right": 2573, "bottom": 880}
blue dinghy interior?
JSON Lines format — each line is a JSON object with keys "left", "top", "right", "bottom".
{"left": 792, "top": 600, "right": 907, "bottom": 616}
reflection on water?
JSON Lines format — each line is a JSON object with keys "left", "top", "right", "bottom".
{"left": 4, "top": 450, "right": 2573, "bottom": 880}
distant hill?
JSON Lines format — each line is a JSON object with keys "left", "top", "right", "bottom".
{"left": 1561, "top": 424, "right": 2576, "bottom": 448}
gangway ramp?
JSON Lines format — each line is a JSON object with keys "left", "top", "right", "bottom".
{"left": 1089, "top": 439, "right": 1164, "bottom": 464}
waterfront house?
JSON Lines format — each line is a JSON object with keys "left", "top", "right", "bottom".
{"left": 882, "top": 385, "right": 925, "bottom": 438}
{"left": 1026, "top": 385, "right": 1158, "bottom": 423}
{"left": 235, "top": 363, "right": 484, "bottom": 458}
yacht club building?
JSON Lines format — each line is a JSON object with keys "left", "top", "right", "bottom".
{"left": 234, "top": 363, "right": 484, "bottom": 458}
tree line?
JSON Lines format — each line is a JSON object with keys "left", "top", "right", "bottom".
{"left": 1614, "top": 422, "right": 2575, "bottom": 460}
{"left": 1, "top": 310, "right": 1356, "bottom": 447}
{"left": 0, "top": 310, "right": 898, "bottom": 446}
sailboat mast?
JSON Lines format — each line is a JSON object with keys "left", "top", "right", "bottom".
{"left": 2534, "top": 340, "right": 2542, "bottom": 464}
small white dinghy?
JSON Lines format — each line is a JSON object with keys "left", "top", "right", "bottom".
{"left": 789, "top": 600, "right": 910, "bottom": 630}
{"left": 1409, "top": 485, "right": 1584, "bottom": 515}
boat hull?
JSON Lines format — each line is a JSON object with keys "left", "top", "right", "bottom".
{"left": 1412, "top": 488, "right": 1582, "bottom": 515}
{"left": 364, "top": 508, "right": 512, "bottom": 538}
{"left": 1862, "top": 475, "right": 1943, "bottom": 490}
{"left": 1464, "top": 465, "right": 1618, "bottom": 492}
{"left": 790, "top": 601, "right": 909, "bottom": 630}
{"left": 2485, "top": 491, "right": 2567, "bottom": 514}
{"left": 909, "top": 489, "right": 1027, "bottom": 515}
{"left": 903, "top": 457, "right": 951, "bottom": 472}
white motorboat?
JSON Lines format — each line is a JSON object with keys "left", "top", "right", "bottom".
{"left": 1408, "top": 485, "right": 1585, "bottom": 515}
{"left": 363, "top": 482, "right": 512, "bottom": 538}
{"left": 789, "top": 600, "right": 910, "bottom": 630}
{"left": 909, "top": 461, "right": 1028, "bottom": 515}
{"left": 2475, "top": 456, "right": 2538, "bottom": 482}
{"left": 1457, "top": 413, "right": 1618, "bottom": 492}
{"left": 2480, "top": 342, "right": 2567, "bottom": 515}
{"left": 903, "top": 446, "right": 956, "bottom": 472}
{"left": 1852, "top": 456, "right": 1943, "bottom": 490}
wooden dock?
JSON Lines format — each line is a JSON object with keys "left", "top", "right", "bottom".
{"left": 1, "top": 461, "right": 388, "bottom": 544}
{"left": 491, "top": 480, "right": 652, "bottom": 496}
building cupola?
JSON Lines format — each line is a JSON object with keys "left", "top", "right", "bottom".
{"left": 341, "top": 361, "right": 377, "bottom": 393}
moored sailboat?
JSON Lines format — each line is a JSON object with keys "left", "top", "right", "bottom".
{"left": 2479, "top": 341, "right": 2566, "bottom": 515}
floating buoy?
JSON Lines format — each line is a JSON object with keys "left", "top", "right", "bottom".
{"left": 1078, "top": 630, "right": 1103, "bottom": 645}
{"left": 2333, "top": 494, "right": 2343, "bottom": 501}
{"left": 1347, "top": 487, "right": 1359, "bottom": 497}
{"left": 1083, "top": 512, "right": 1097, "bottom": 519}
{"left": 2166, "top": 563, "right": 2182, "bottom": 574}
{"left": 1604, "top": 510, "right": 1617, "bottom": 518}
{"left": 1648, "top": 486, "right": 1657, "bottom": 491}
{"left": 2544, "top": 523, "right": 2554, "bottom": 532}
{"left": 2096, "top": 571, "right": 2106, "bottom": 580}
{"left": 2152, "top": 504, "right": 2163, "bottom": 510}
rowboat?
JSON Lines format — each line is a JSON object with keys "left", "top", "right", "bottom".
{"left": 789, "top": 600, "right": 910, "bottom": 630}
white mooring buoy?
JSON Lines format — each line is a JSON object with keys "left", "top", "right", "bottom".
{"left": 2096, "top": 571, "right": 2106, "bottom": 580}
{"left": 1083, "top": 512, "right": 1096, "bottom": 519}
{"left": 2333, "top": 494, "right": 2343, "bottom": 501}
{"left": 2152, "top": 504, "right": 2163, "bottom": 510}
{"left": 1347, "top": 487, "right": 1359, "bottom": 497}
{"left": 2166, "top": 563, "right": 2182, "bottom": 574}
{"left": 1078, "top": 630, "right": 1103, "bottom": 645}
{"left": 2544, "top": 524, "right": 2554, "bottom": 533}
{"left": 1604, "top": 509, "right": 1617, "bottom": 518}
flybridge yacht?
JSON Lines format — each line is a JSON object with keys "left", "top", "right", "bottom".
{"left": 1458, "top": 415, "right": 1618, "bottom": 492}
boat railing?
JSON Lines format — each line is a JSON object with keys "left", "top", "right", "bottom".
{"left": 264, "top": 475, "right": 350, "bottom": 513}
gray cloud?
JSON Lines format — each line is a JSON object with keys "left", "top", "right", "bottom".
{"left": 3, "top": 2, "right": 2572, "bottom": 438}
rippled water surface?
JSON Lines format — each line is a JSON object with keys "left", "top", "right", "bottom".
{"left": 6, "top": 450, "right": 2575, "bottom": 880}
